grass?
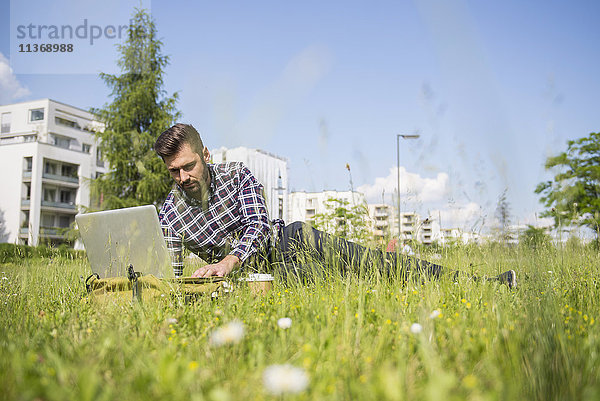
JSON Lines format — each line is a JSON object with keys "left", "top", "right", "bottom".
{"left": 1, "top": 243, "right": 599, "bottom": 400}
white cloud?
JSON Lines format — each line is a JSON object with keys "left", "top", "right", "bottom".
{"left": 517, "top": 211, "right": 554, "bottom": 228}
{"left": 0, "top": 53, "right": 30, "bottom": 104}
{"left": 357, "top": 166, "right": 492, "bottom": 230}
{"left": 430, "top": 202, "right": 485, "bottom": 231}
{"left": 357, "top": 166, "right": 450, "bottom": 204}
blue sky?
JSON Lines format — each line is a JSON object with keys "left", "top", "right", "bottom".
{"left": 2, "top": 0, "right": 599, "bottom": 232}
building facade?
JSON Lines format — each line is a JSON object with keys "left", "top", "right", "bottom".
{"left": 0, "top": 99, "right": 105, "bottom": 246}
{"left": 211, "top": 146, "right": 288, "bottom": 221}
{"left": 438, "top": 227, "right": 481, "bottom": 245}
{"left": 367, "top": 203, "right": 394, "bottom": 244}
{"left": 395, "top": 212, "right": 439, "bottom": 245}
{"left": 288, "top": 190, "right": 367, "bottom": 225}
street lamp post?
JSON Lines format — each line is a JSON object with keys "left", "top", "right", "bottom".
{"left": 396, "top": 134, "right": 420, "bottom": 241}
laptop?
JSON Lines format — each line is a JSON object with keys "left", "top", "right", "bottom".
{"left": 76, "top": 205, "right": 174, "bottom": 279}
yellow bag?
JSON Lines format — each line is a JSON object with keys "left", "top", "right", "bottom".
{"left": 84, "top": 273, "right": 228, "bottom": 305}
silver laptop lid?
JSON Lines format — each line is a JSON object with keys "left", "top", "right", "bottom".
{"left": 75, "top": 205, "right": 172, "bottom": 279}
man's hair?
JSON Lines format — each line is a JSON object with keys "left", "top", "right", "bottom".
{"left": 154, "top": 123, "right": 205, "bottom": 158}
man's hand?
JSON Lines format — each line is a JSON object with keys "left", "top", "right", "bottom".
{"left": 192, "top": 255, "right": 241, "bottom": 278}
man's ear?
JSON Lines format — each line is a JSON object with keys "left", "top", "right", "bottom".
{"left": 203, "top": 147, "right": 211, "bottom": 163}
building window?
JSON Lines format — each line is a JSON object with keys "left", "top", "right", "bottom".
{"left": 96, "top": 148, "right": 104, "bottom": 167}
{"left": 52, "top": 134, "right": 71, "bottom": 149}
{"left": 21, "top": 212, "right": 29, "bottom": 228}
{"left": 58, "top": 215, "right": 72, "bottom": 228}
{"left": 1, "top": 112, "right": 11, "bottom": 133}
{"left": 278, "top": 196, "right": 284, "bottom": 219}
{"left": 44, "top": 160, "right": 57, "bottom": 175}
{"left": 29, "top": 108, "right": 44, "bottom": 122}
{"left": 41, "top": 213, "right": 54, "bottom": 228}
{"left": 43, "top": 188, "right": 56, "bottom": 202}
{"left": 61, "top": 164, "right": 77, "bottom": 178}
{"left": 60, "top": 189, "right": 74, "bottom": 204}
{"left": 25, "top": 157, "right": 32, "bottom": 172}
{"left": 82, "top": 143, "right": 91, "bottom": 153}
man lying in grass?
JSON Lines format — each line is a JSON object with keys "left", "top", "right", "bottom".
{"left": 154, "top": 123, "right": 517, "bottom": 288}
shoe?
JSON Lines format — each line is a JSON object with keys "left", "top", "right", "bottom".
{"left": 497, "top": 270, "right": 517, "bottom": 289}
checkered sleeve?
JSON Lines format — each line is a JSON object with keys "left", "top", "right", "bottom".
{"left": 158, "top": 200, "right": 184, "bottom": 277}
{"left": 230, "top": 165, "right": 271, "bottom": 263}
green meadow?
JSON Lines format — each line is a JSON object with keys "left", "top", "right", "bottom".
{"left": 1, "top": 243, "right": 599, "bottom": 400}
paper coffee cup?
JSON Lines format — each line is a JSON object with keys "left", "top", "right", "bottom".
{"left": 240, "top": 273, "right": 274, "bottom": 295}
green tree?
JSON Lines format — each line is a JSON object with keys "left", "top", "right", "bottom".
{"left": 90, "top": 8, "right": 181, "bottom": 209}
{"left": 535, "top": 132, "right": 600, "bottom": 243}
{"left": 313, "top": 197, "right": 372, "bottom": 245}
{"left": 519, "top": 225, "right": 551, "bottom": 250}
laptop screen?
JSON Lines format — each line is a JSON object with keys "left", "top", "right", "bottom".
{"left": 76, "top": 205, "right": 173, "bottom": 279}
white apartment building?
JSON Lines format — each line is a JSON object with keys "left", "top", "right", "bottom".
{"left": 396, "top": 212, "right": 440, "bottom": 245}
{"left": 368, "top": 203, "right": 394, "bottom": 244}
{"left": 438, "top": 227, "right": 482, "bottom": 245}
{"left": 0, "top": 99, "right": 105, "bottom": 246}
{"left": 288, "top": 190, "right": 367, "bottom": 225}
{"left": 370, "top": 206, "right": 441, "bottom": 246}
{"left": 211, "top": 146, "right": 288, "bottom": 221}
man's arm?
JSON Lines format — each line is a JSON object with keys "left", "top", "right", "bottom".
{"left": 229, "top": 165, "right": 271, "bottom": 262}
{"left": 193, "top": 164, "right": 270, "bottom": 277}
{"left": 159, "top": 204, "right": 184, "bottom": 277}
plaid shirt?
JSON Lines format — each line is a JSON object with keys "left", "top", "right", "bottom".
{"left": 159, "top": 162, "right": 280, "bottom": 276}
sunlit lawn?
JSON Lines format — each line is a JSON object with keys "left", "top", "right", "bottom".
{"left": 1, "top": 243, "right": 599, "bottom": 400}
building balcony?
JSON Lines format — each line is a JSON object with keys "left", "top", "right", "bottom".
{"left": 42, "top": 172, "right": 79, "bottom": 185}
{"left": 21, "top": 199, "right": 30, "bottom": 209}
{"left": 39, "top": 227, "right": 66, "bottom": 238}
{"left": 19, "top": 227, "right": 29, "bottom": 236}
{"left": 41, "top": 201, "right": 77, "bottom": 213}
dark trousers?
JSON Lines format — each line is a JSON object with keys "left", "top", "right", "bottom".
{"left": 270, "top": 221, "right": 445, "bottom": 281}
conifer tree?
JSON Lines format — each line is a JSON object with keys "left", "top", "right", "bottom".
{"left": 90, "top": 8, "right": 180, "bottom": 209}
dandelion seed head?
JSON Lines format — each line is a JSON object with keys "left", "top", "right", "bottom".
{"left": 410, "top": 323, "right": 423, "bottom": 334}
{"left": 209, "top": 320, "right": 244, "bottom": 346}
{"left": 430, "top": 310, "right": 441, "bottom": 319}
{"left": 263, "top": 364, "right": 309, "bottom": 395}
{"left": 277, "top": 317, "right": 292, "bottom": 329}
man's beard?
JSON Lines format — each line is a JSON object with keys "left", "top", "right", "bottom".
{"left": 182, "top": 165, "right": 210, "bottom": 203}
